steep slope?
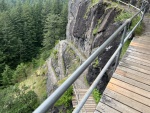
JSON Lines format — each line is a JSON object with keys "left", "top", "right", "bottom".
{"left": 45, "top": 0, "right": 148, "bottom": 112}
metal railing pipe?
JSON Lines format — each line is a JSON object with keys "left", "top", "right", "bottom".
{"left": 73, "top": 43, "right": 123, "bottom": 113}
{"left": 33, "top": 20, "right": 129, "bottom": 113}
{"left": 124, "top": 17, "right": 143, "bottom": 43}
{"left": 114, "top": 25, "right": 127, "bottom": 69}
{"left": 33, "top": 1, "right": 149, "bottom": 113}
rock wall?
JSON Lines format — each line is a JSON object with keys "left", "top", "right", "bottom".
{"left": 67, "top": 0, "right": 122, "bottom": 92}
{"left": 66, "top": 0, "right": 149, "bottom": 92}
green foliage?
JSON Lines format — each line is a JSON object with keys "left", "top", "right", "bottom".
{"left": 0, "top": 0, "right": 8, "bottom": 12}
{"left": 55, "top": 78, "right": 73, "bottom": 107}
{"left": 91, "top": 0, "right": 99, "bottom": 6}
{"left": 0, "top": 0, "right": 68, "bottom": 88}
{"left": 104, "top": 1, "right": 123, "bottom": 11}
{"left": 53, "top": 49, "right": 58, "bottom": 57}
{"left": 2, "top": 65, "right": 14, "bottom": 86}
{"left": 84, "top": 0, "right": 99, "bottom": 19}
{"left": 115, "top": 11, "right": 144, "bottom": 35}
{"left": 0, "top": 0, "right": 69, "bottom": 112}
{"left": 55, "top": 86, "right": 73, "bottom": 107}
{"left": 115, "top": 11, "right": 132, "bottom": 22}
{"left": 43, "top": 14, "right": 63, "bottom": 50}
{"left": 93, "top": 19, "right": 102, "bottom": 35}
{"left": 131, "top": 17, "right": 143, "bottom": 35}
{"left": 120, "top": 40, "right": 131, "bottom": 58}
{"left": 0, "top": 85, "right": 39, "bottom": 113}
{"left": 13, "top": 63, "right": 27, "bottom": 83}
{"left": 93, "top": 58, "right": 99, "bottom": 68}
{"left": 93, "top": 27, "right": 99, "bottom": 35}
{"left": 92, "top": 89, "right": 101, "bottom": 104}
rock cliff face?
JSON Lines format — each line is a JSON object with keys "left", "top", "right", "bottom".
{"left": 46, "top": 0, "right": 149, "bottom": 112}
{"left": 67, "top": 0, "right": 122, "bottom": 91}
{"left": 66, "top": 0, "right": 149, "bottom": 92}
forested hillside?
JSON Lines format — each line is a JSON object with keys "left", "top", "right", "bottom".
{"left": 0, "top": 0, "right": 68, "bottom": 112}
{"left": 0, "top": 0, "right": 68, "bottom": 86}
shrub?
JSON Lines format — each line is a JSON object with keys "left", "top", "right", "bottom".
{"left": 55, "top": 77, "right": 73, "bottom": 108}
{"left": 2, "top": 65, "right": 14, "bottom": 86}
{"left": 115, "top": 11, "right": 132, "bottom": 22}
{"left": 55, "top": 86, "right": 73, "bottom": 107}
{"left": 115, "top": 11, "right": 143, "bottom": 35}
{"left": 92, "top": 89, "right": 101, "bottom": 104}
{"left": 13, "top": 63, "right": 27, "bottom": 83}
{"left": 0, "top": 85, "right": 39, "bottom": 113}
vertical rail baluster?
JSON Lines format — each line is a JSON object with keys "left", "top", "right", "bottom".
{"left": 114, "top": 25, "right": 127, "bottom": 71}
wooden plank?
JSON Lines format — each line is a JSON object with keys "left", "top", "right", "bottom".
{"left": 133, "top": 37, "right": 150, "bottom": 41}
{"left": 96, "top": 102, "right": 121, "bottom": 113}
{"left": 121, "top": 59, "right": 150, "bottom": 71}
{"left": 101, "top": 95, "right": 140, "bottom": 113}
{"left": 123, "top": 55, "right": 150, "bottom": 64}
{"left": 107, "top": 82, "right": 150, "bottom": 107}
{"left": 132, "top": 38, "right": 150, "bottom": 45}
{"left": 94, "top": 110, "right": 101, "bottom": 113}
{"left": 125, "top": 51, "right": 150, "bottom": 60}
{"left": 127, "top": 49, "right": 150, "bottom": 56}
{"left": 128, "top": 45, "right": 150, "bottom": 54}
{"left": 123, "top": 57, "right": 150, "bottom": 67}
{"left": 104, "top": 88, "right": 150, "bottom": 113}
{"left": 113, "top": 73, "right": 150, "bottom": 91}
{"left": 127, "top": 48, "right": 150, "bottom": 55}
{"left": 134, "top": 37, "right": 150, "bottom": 42}
{"left": 130, "top": 41, "right": 150, "bottom": 49}
{"left": 110, "top": 77, "right": 150, "bottom": 96}
{"left": 130, "top": 45, "right": 149, "bottom": 53}
{"left": 117, "top": 66, "right": 150, "bottom": 79}
{"left": 119, "top": 62, "right": 150, "bottom": 75}
{"left": 115, "top": 68, "right": 150, "bottom": 85}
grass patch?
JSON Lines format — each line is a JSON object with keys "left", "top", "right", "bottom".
{"left": 84, "top": 0, "right": 99, "bottom": 19}
{"left": 120, "top": 40, "right": 131, "bottom": 58}
{"left": 93, "top": 27, "right": 99, "bottom": 35}
{"left": 93, "top": 58, "right": 99, "bottom": 68}
{"left": 91, "top": 0, "right": 99, "bottom": 6}
{"left": 92, "top": 89, "right": 101, "bottom": 104}
{"left": 115, "top": 11, "right": 144, "bottom": 35}
{"left": 19, "top": 69, "right": 47, "bottom": 102}
{"left": 51, "top": 49, "right": 58, "bottom": 59}
{"left": 131, "top": 17, "right": 144, "bottom": 35}
{"left": 115, "top": 11, "right": 132, "bottom": 22}
{"left": 93, "top": 19, "right": 102, "bottom": 35}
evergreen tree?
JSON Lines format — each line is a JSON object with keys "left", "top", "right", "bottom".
{"left": 0, "top": 0, "right": 8, "bottom": 12}
{"left": 13, "top": 63, "right": 27, "bottom": 83}
{"left": 0, "top": 85, "right": 39, "bottom": 113}
{"left": 2, "top": 65, "right": 13, "bottom": 86}
{"left": 52, "top": 0, "right": 62, "bottom": 14}
{"left": 0, "top": 0, "right": 68, "bottom": 88}
{"left": 43, "top": 14, "right": 63, "bottom": 49}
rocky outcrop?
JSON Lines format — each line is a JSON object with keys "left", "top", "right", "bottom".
{"left": 67, "top": 0, "right": 123, "bottom": 92}
{"left": 45, "top": 0, "right": 149, "bottom": 112}
{"left": 66, "top": 0, "right": 149, "bottom": 93}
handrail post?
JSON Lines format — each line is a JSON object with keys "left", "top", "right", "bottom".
{"left": 114, "top": 25, "right": 127, "bottom": 70}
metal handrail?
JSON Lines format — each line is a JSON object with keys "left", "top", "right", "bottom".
{"left": 33, "top": 0, "right": 149, "bottom": 113}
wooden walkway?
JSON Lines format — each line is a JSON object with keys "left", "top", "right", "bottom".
{"left": 72, "top": 88, "right": 97, "bottom": 113}
{"left": 95, "top": 35, "right": 150, "bottom": 112}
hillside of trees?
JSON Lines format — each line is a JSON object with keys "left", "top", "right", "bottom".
{"left": 0, "top": 0, "right": 68, "bottom": 112}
